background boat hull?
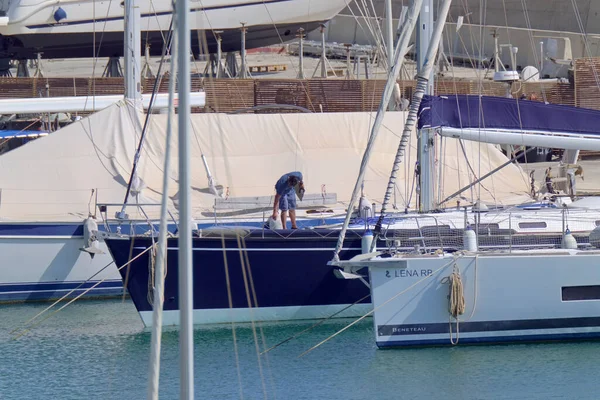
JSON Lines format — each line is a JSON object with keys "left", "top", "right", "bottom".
{"left": 370, "top": 252, "right": 600, "bottom": 347}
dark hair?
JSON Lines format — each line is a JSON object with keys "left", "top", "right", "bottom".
{"left": 288, "top": 176, "right": 299, "bottom": 186}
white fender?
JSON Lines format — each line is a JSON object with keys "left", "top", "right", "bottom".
{"left": 80, "top": 217, "right": 105, "bottom": 258}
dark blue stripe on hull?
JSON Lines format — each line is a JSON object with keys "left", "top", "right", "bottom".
{"left": 0, "top": 218, "right": 345, "bottom": 236}
{"left": 0, "top": 281, "right": 124, "bottom": 303}
{"left": 106, "top": 233, "right": 371, "bottom": 314}
{"left": 377, "top": 331, "right": 600, "bottom": 348}
{"left": 378, "top": 316, "right": 600, "bottom": 336}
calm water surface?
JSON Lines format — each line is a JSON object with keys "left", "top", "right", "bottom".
{"left": 1, "top": 299, "right": 599, "bottom": 399}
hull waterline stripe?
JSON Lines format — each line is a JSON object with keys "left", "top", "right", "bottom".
{"left": 377, "top": 331, "right": 600, "bottom": 348}
{"left": 378, "top": 316, "right": 600, "bottom": 336}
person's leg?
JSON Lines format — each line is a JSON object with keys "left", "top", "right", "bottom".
{"left": 288, "top": 193, "right": 298, "bottom": 229}
{"left": 279, "top": 194, "right": 289, "bottom": 229}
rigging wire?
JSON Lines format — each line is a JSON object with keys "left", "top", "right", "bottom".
{"left": 235, "top": 234, "right": 269, "bottom": 400}
{"left": 239, "top": 236, "right": 279, "bottom": 399}
{"left": 119, "top": 17, "right": 176, "bottom": 215}
{"left": 220, "top": 234, "right": 245, "bottom": 400}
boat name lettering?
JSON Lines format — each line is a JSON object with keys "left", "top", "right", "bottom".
{"left": 391, "top": 326, "right": 427, "bottom": 333}
{"left": 385, "top": 269, "right": 433, "bottom": 278}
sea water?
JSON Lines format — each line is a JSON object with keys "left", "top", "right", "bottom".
{"left": 1, "top": 299, "right": 599, "bottom": 400}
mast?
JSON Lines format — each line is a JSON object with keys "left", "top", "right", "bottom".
{"left": 371, "top": 0, "right": 452, "bottom": 244}
{"left": 331, "top": 0, "right": 424, "bottom": 262}
{"left": 177, "top": 0, "right": 194, "bottom": 396}
{"left": 385, "top": 0, "right": 395, "bottom": 111}
{"left": 417, "top": 0, "right": 435, "bottom": 212}
{"left": 124, "top": 0, "right": 142, "bottom": 108}
{"left": 385, "top": 0, "right": 394, "bottom": 71}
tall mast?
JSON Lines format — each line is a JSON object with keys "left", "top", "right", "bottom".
{"left": 417, "top": 0, "right": 435, "bottom": 212}
{"left": 385, "top": 0, "right": 394, "bottom": 69}
{"left": 124, "top": 0, "right": 142, "bottom": 108}
{"left": 177, "top": 0, "right": 194, "bottom": 396}
{"left": 331, "top": 0, "right": 424, "bottom": 262}
{"left": 385, "top": 0, "right": 395, "bottom": 110}
{"left": 371, "top": 0, "right": 452, "bottom": 244}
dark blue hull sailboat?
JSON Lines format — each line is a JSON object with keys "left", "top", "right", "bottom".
{"left": 106, "top": 230, "right": 373, "bottom": 326}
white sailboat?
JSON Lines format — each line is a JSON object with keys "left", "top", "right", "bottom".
{"left": 332, "top": 0, "right": 600, "bottom": 347}
{"left": 0, "top": 0, "right": 348, "bottom": 60}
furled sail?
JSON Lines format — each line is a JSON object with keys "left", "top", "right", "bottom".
{"left": 419, "top": 95, "right": 600, "bottom": 150}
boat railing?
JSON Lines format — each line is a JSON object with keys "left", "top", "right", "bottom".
{"left": 211, "top": 192, "right": 338, "bottom": 225}
{"left": 378, "top": 214, "right": 451, "bottom": 253}
{"left": 95, "top": 202, "right": 179, "bottom": 236}
{"left": 376, "top": 210, "right": 598, "bottom": 254}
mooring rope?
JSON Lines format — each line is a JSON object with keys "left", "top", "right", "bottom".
{"left": 441, "top": 263, "right": 466, "bottom": 345}
{"left": 11, "top": 246, "right": 153, "bottom": 339}
{"left": 260, "top": 292, "right": 371, "bottom": 355}
{"left": 147, "top": 243, "right": 158, "bottom": 305}
{"left": 9, "top": 258, "right": 114, "bottom": 335}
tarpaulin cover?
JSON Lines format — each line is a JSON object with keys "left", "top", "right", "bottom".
{"left": 418, "top": 95, "right": 600, "bottom": 135}
{"left": 0, "top": 101, "right": 532, "bottom": 222}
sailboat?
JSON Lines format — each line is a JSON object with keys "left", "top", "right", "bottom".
{"left": 0, "top": 0, "right": 359, "bottom": 304}
{"left": 332, "top": 0, "right": 600, "bottom": 347}
{"left": 98, "top": 0, "right": 600, "bottom": 328}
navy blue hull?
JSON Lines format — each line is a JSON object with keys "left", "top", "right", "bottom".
{"left": 106, "top": 230, "right": 372, "bottom": 315}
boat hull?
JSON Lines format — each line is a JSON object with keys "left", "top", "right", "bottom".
{"left": 0, "top": 208, "right": 594, "bottom": 305}
{"left": 105, "top": 232, "right": 372, "bottom": 326}
{"left": 0, "top": 224, "right": 121, "bottom": 302}
{"left": 369, "top": 251, "right": 600, "bottom": 347}
{"left": 0, "top": 0, "right": 346, "bottom": 59}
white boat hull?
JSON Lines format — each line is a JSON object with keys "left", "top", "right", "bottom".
{"left": 0, "top": 234, "right": 121, "bottom": 302}
{"left": 369, "top": 250, "right": 600, "bottom": 347}
{"left": 0, "top": 0, "right": 348, "bottom": 59}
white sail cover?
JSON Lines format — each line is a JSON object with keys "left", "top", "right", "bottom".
{"left": 0, "top": 101, "right": 532, "bottom": 222}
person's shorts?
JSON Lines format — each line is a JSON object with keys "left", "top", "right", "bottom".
{"left": 279, "top": 191, "right": 297, "bottom": 211}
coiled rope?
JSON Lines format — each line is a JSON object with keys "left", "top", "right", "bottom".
{"left": 147, "top": 242, "right": 158, "bottom": 305}
{"left": 441, "top": 264, "right": 465, "bottom": 345}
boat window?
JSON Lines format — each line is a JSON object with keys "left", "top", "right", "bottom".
{"left": 518, "top": 222, "right": 547, "bottom": 229}
{"left": 562, "top": 286, "right": 600, "bottom": 301}
{"left": 478, "top": 223, "right": 500, "bottom": 229}
{"left": 595, "top": 220, "right": 600, "bottom": 227}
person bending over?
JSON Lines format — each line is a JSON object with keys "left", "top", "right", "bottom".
{"left": 272, "top": 171, "right": 304, "bottom": 229}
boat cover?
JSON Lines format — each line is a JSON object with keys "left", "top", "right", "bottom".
{"left": 419, "top": 95, "right": 600, "bottom": 135}
{"left": 0, "top": 101, "right": 532, "bottom": 221}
